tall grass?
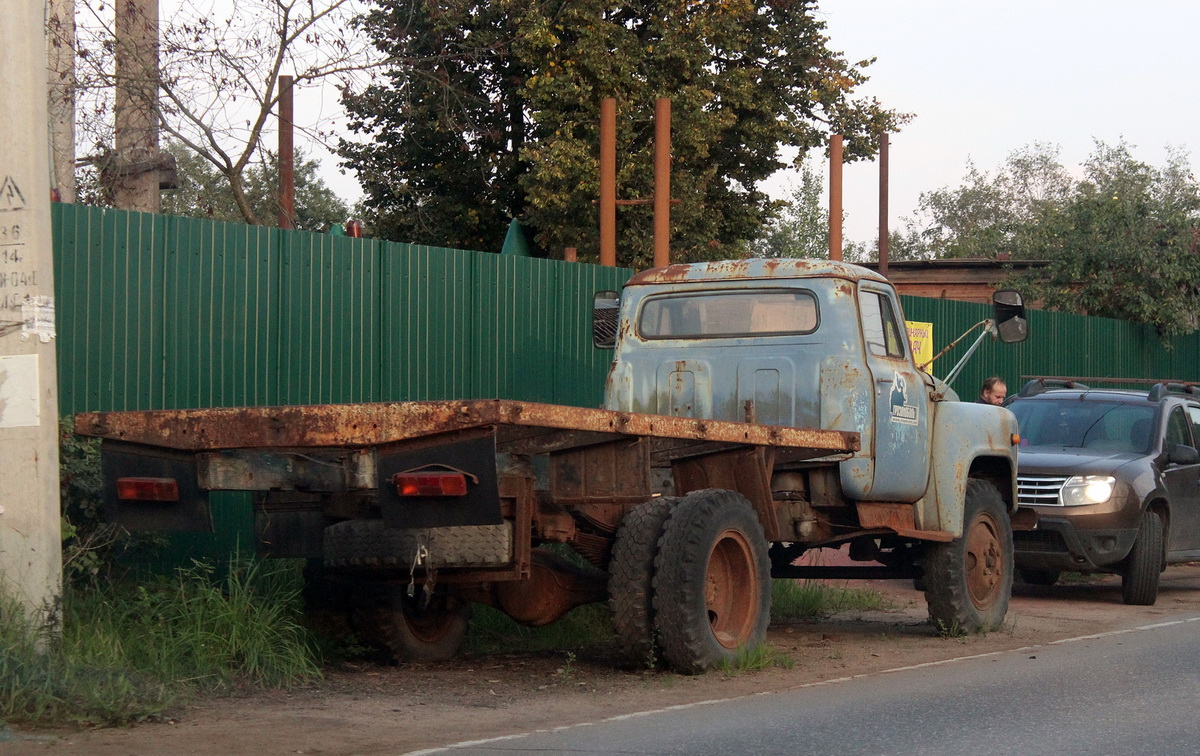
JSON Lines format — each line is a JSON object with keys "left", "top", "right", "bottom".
{"left": 770, "top": 578, "right": 892, "bottom": 622}
{"left": 0, "top": 558, "right": 320, "bottom": 727}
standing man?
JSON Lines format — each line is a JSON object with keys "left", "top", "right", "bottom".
{"left": 978, "top": 377, "right": 1007, "bottom": 405}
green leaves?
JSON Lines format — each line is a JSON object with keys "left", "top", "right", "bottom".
{"left": 910, "top": 141, "right": 1200, "bottom": 338}
{"left": 340, "top": 0, "right": 907, "bottom": 264}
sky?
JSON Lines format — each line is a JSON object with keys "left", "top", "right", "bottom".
{"left": 312, "top": 0, "right": 1200, "bottom": 247}
{"left": 808, "top": 0, "right": 1200, "bottom": 243}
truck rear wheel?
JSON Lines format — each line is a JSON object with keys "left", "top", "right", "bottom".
{"left": 351, "top": 585, "right": 471, "bottom": 663}
{"left": 652, "top": 490, "right": 771, "bottom": 674}
{"left": 1121, "top": 510, "right": 1163, "bottom": 606}
{"left": 924, "top": 479, "right": 1012, "bottom": 633}
{"left": 608, "top": 497, "right": 677, "bottom": 666}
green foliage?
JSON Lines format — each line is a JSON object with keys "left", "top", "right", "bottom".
{"left": 905, "top": 141, "right": 1200, "bottom": 337}
{"left": 746, "top": 158, "right": 829, "bottom": 259}
{"left": 0, "top": 559, "right": 320, "bottom": 727}
{"left": 340, "top": 0, "right": 908, "bottom": 264}
{"left": 464, "top": 603, "right": 615, "bottom": 655}
{"left": 159, "top": 141, "right": 350, "bottom": 231}
{"left": 715, "top": 643, "right": 795, "bottom": 674}
{"left": 58, "top": 421, "right": 165, "bottom": 585}
{"left": 769, "top": 579, "right": 891, "bottom": 621}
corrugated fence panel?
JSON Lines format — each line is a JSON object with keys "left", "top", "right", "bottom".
{"left": 54, "top": 203, "right": 1200, "bottom": 566}
{"left": 379, "top": 242, "right": 479, "bottom": 401}
{"left": 901, "top": 296, "right": 1200, "bottom": 397}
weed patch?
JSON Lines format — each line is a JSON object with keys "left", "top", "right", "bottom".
{"left": 770, "top": 579, "right": 892, "bottom": 622}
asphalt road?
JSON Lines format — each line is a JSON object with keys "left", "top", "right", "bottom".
{"left": 411, "top": 614, "right": 1200, "bottom": 756}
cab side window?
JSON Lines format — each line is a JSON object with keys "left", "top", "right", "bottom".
{"left": 861, "top": 291, "right": 906, "bottom": 359}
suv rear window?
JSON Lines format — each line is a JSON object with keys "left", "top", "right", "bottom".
{"left": 638, "top": 290, "right": 818, "bottom": 339}
{"left": 1009, "top": 399, "right": 1157, "bottom": 453}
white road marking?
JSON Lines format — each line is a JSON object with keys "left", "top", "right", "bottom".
{"left": 397, "top": 615, "right": 1200, "bottom": 755}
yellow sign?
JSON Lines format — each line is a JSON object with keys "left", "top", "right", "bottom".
{"left": 906, "top": 321, "right": 934, "bottom": 369}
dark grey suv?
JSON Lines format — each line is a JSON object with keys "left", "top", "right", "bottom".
{"left": 1007, "top": 380, "right": 1200, "bottom": 605}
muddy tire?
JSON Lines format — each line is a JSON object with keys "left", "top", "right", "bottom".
{"left": 608, "top": 497, "right": 677, "bottom": 666}
{"left": 652, "top": 489, "right": 771, "bottom": 674}
{"left": 1019, "top": 568, "right": 1061, "bottom": 587}
{"left": 924, "top": 479, "right": 1012, "bottom": 633}
{"left": 351, "top": 585, "right": 471, "bottom": 663}
{"left": 1122, "top": 510, "right": 1163, "bottom": 606}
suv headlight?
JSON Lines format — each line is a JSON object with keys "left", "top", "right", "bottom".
{"left": 1060, "top": 475, "right": 1116, "bottom": 506}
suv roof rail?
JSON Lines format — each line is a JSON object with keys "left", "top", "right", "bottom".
{"left": 1017, "top": 378, "right": 1091, "bottom": 398}
{"left": 1147, "top": 382, "right": 1200, "bottom": 402}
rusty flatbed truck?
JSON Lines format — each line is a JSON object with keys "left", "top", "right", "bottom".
{"left": 76, "top": 259, "right": 1030, "bottom": 673}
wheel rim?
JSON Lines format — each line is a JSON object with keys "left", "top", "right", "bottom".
{"left": 964, "top": 511, "right": 1004, "bottom": 609}
{"left": 404, "top": 601, "right": 461, "bottom": 645}
{"left": 705, "top": 529, "right": 759, "bottom": 649}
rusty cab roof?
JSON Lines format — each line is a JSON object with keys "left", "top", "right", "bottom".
{"left": 624, "top": 258, "right": 889, "bottom": 287}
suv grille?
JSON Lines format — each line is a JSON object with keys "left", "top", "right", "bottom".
{"left": 1017, "top": 474, "right": 1069, "bottom": 506}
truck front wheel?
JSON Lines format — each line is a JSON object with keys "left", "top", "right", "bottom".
{"left": 351, "top": 586, "right": 471, "bottom": 663}
{"left": 924, "top": 479, "right": 1012, "bottom": 633}
{"left": 652, "top": 490, "right": 771, "bottom": 674}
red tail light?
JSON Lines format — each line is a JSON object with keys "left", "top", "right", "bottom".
{"left": 116, "top": 477, "right": 181, "bottom": 502}
{"left": 393, "top": 472, "right": 469, "bottom": 497}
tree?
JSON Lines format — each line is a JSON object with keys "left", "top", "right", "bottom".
{"left": 745, "top": 157, "right": 828, "bottom": 259}
{"left": 906, "top": 141, "right": 1200, "bottom": 337}
{"left": 340, "top": 0, "right": 908, "bottom": 264}
{"left": 908, "top": 143, "right": 1074, "bottom": 260}
{"left": 1009, "top": 142, "right": 1200, "bottom": 337}
{"left": 157, "top": 142, "right": 349, "bottom": 231}
{"left": 74, "top": 0, "right": 377, "bottom": 224}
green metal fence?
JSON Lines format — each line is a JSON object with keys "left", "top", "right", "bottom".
{"left": 51, "top": 204, "right": 1200, "bottom": 565}
{"left": 52, "top": 205, "right": 632, "bottom": 565}
{"left": 899, "top": 296, "right": 1200, "bottom": 400}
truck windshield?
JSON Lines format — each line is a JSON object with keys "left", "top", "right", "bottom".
{"left": 638, "top": 290, "right": 818, "bottom": 339}
{"left": 1009, "top": 399, "right": 1157, "bottom": 453}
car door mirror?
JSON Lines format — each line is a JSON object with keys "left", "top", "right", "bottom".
{"left": 1167, "top": 443, "right": 1200, "bottom": 466}
{"left": 592, "top": 290, "right": 620, "bottom": 348}
{"left": 993, "top": 289, "right": 1028, "bottom": 344}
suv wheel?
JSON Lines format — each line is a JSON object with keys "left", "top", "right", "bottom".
{"left": 1122, "top": 510, "right": 1164, "bottom": 606}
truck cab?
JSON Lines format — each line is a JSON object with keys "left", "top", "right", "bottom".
{"left": 597, "top": 258, "right": 1024, "bottom": 539}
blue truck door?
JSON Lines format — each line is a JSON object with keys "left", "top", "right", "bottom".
{"left": 857, "top": 283, "right": 931, "bottom": 501}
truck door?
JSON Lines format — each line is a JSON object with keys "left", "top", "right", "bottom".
{"left": 1164, "top": 404, "right": 1200, "bottom": 557}
{"left": 857, "top": 283, "right": 931, "bottom": 501}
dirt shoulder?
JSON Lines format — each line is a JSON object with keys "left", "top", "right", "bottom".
{"left": 7, "top": 566, "right": 1200, "bottom": 756}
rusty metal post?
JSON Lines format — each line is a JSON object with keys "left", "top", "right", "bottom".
{"left": 653, "top": 98, "right": 671, "bottom": 268}
{"left": 599, "top": 99, "right": 617, "bottom": 267}
{"left": 829, "top": 134, "right": 843, "bottom": 261}
{"left": 278, "top": 75, "right": 295, "bottom": 230}
{"left": 564, "top": 247, "right": 578, "bottom": 262}
{"left": 878, "top": 133, "right": 889, "bottom": 277}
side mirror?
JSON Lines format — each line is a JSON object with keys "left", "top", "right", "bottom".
{"left": 1167, "top": 443, "right": 1200, "bottom": 466}
{"left": 993, "top": 289, "right": 1028, "bottom": 344}
{"left": 592, "top": 291, "right": 620, "bottom": 348}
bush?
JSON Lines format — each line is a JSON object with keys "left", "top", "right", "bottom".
{"left": 0, "top": 558, "right": 321, "bottom": 728}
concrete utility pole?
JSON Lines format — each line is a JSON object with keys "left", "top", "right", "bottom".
{"left": 112, "top": 0, "right": 161, "bottom": 212}
{"left": 0, "top": 0, "right": 64, "bottom": 627}
{"left": 48, "top": 0, "right": 76, "bottom": 203}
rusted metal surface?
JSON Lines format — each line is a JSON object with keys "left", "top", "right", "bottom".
{"left": 551, "top": 438, "right": 651, "bottom": 507}
{"left": 625, "top": 258, "right": 887, "bottom": 287}
{"left": 829, "top": 134, "right": 843, "bottom": 261}
{"left": 461, "top": 549, "right": 608, "bottom": 626}
{"left": 75, "top": 399, "right": 859, "bottom": 456}
{"left": 674, "top": 447, "right": 780, "bottom": 541}
{"left": 599, "top": 98, "right": 616, "bottom": 267}
{"left": 654, "top": 97, "right": 671, "bottom": 268}
{"left": 855, "top": 501, "right": 954, "bottom": 543}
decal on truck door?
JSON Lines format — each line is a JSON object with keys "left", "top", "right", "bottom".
{"left": 889, "top": 370, "right": 919, "bottom": 426}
